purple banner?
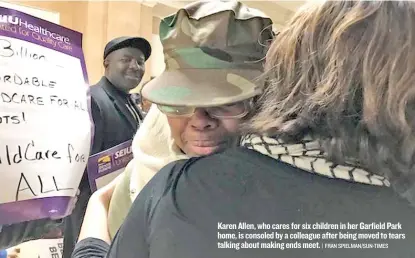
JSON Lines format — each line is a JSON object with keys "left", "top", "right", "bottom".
{"left": 0, "top": 7, "right": 88, "bottom": 81}
{"left": 0, "top": 7, "right": 91, "bottom": 225}
{"left": 87, "top": 140, "right": 133, "bottom": 192}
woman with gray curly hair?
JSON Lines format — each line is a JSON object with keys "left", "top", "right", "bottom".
{"left": 72, "top": 1, "right": 415, "bottom": 257}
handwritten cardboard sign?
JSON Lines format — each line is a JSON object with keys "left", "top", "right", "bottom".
{"left": 87, "top": 140, "right": 133, "bottom": 192}
{"left": 0, "top": 7, "right": 91, "bottom": 224}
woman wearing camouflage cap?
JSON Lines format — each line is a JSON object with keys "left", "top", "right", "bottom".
{"left": 72, "top": 0, "right": 273, "bottom": 252}
{"left": 75, "top": 1, "right": 415, "bottom": 258}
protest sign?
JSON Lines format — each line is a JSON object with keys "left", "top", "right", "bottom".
{"left": 7, "top": 238, "right": 63, "bottom": 258}
{"left": 0, "top": 7, "right": 91, "bottom": 225}
{"left": 87, "top": 140, "right": 133, "bottom": 192}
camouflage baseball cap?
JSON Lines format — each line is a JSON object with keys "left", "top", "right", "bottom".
{"left": 142, "top": 0, "right": 273, "bottom": 107}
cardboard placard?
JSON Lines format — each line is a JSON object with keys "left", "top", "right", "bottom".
{"left": 87, "top": 140, "right": 133, "bottom": 192}
{"left": 0, "top": 7, "right": 91, "bottom": 225}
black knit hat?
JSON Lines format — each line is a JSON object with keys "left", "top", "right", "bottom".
{"left": 104, "top": 36, "right": 151, "bottom": 60}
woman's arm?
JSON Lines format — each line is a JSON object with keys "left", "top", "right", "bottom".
{"left": 71, "top": 175, "right": 123, "bottom": 258}
{"left": 77, "top": 174, "right": 122, "bottom": 244}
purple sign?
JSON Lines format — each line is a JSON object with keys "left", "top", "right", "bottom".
{"left": 87, "top": 140, "right": 133, "bottom": 192}
{"left": 0, "top": 7, "right": 92, "bottom": 225}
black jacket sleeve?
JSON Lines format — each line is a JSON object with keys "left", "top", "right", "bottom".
{"left": 90, "top": 96, "right": 104, "bottom": 155}
{"left": 71, "top": 238, "right": 109, "bottom": 258}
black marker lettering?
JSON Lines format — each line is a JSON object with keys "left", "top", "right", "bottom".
{"left": 24, "top": 141, "right": 35, "bottom": 161}
{"left": 1, "top": 92, "right": 11, "bottom": 103}
{"left": 0, "top": 39, "right": 14, "bottom": 57}
{"left": 0, "top": 92, "right": 44, "bottom": 105}
{"left": 14, "top": 74, "right": 22, "bottom": 85}
{"left": 28, "top": 95, "right": 35, "bottom": 104}
{"left": 6, "top": 145, "right": 11, "bottom": 165}
{"left": 0, "top": 112, "right": 26, "bottom": 124}
{"left": 23, "top": 77, "right": 30, "bottom": 86}
{"left": 0, "top": 39, "right": 47, "bottom": 61}
{"left": 12, "top": 93, "right": 19, "bottom": 103}
{"left": 67, "top": 143, "right": 85, "bottom": 163}
{"left": 32, "top": 77, "right": 39, "bottom": 86}
{"left": 15, "top": 173, "right": 37, "bottom": 201}
{"left": 67, "top": 143, "right": 74, "bottom": 163}
{"left": 11, "top": 115, "right": 19, "bottom": 124}
{"left": 13, "top": 145, "right": 22, "bottom": 164}
{"left": 4, "top": 75, "right": 10, "bottom": 83}
{"left": 53, "top": 176, "right": 73, "bottom": 191}
{"left": 24, "top": 140, "right": 61, "bottom": 161}
{"left": 38, "top": 175, "right": 54, "bottom": 194}
{"left": 74, "top": 100, "right": 86, "bottom": 111}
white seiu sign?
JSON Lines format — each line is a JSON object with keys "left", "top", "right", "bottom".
{"left": 0, "top": 36, "right": 91, "bottom": 203}
{"left": 8, "top": 238, "right": 64, "bottom": 258}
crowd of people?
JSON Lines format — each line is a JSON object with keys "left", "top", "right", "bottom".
{"left": 2, "top": 0, "right": 415, "bottom": 257}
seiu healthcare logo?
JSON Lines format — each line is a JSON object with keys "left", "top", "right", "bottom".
{"left": 0, "top": 15, "right": 71, "bottom": 44}
{"left": 97, "top": 155, "right": 112, "bottom": 173}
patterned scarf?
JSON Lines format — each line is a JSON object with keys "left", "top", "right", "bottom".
{"left": 241, "top": 134, "right": 390, "bottom": 187}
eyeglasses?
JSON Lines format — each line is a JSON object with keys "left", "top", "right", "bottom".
{"left": 157, "top": 101, "right": 249, "bottom": 119}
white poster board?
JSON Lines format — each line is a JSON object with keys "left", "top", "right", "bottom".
{"left": 0, "top": 5, "right": 91, "bottom": 225}
{"left": 0, "top": 36, "right": 90, "bottom": 203}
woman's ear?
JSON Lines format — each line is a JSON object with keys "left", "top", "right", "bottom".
{"left": 103, "top": 58, "right": 109, "bottom": 68}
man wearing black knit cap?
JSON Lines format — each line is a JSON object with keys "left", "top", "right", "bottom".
{"left": 90, "top": 36, "right": 151, "bottom": 154}
{"left": 63, "top": 36, "right": 151, "bottom": 258}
